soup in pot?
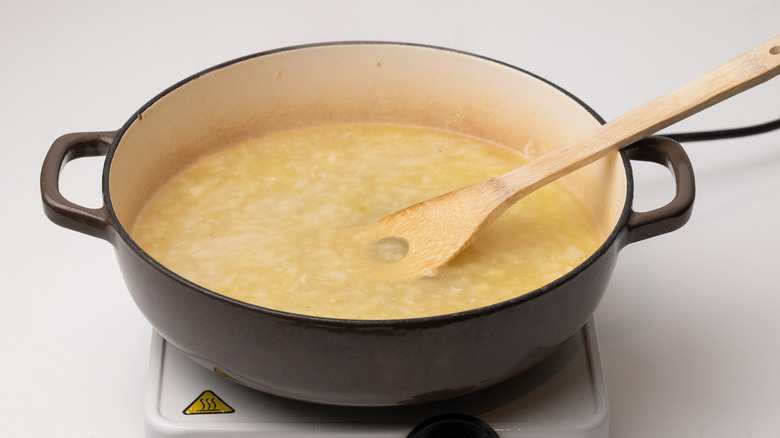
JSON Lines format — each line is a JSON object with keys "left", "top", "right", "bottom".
{"left": 132, "top": 124, "right": 601, "bottom": 319}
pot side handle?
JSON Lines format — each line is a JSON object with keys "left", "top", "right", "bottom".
{"left": 40, "top": 131, "right": 117, "bottom": 240}
{"left": 622, "top": 136, "right": 695, "bottom": 245}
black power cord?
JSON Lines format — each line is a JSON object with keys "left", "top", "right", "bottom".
{"left": 663, "top": 117, "right": 780, "bottom": 142}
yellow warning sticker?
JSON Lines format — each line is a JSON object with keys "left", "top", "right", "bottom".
{"left": 183, "top": 390, "right": 235, "bottom": 415}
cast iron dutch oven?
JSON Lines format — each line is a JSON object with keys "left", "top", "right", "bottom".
{"left": 41, "top": 42, "right": 694, "bottom": 406}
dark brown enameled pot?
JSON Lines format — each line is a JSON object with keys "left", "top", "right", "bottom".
{"left": 41, "top": 42, "right": 694, "bottom": 406}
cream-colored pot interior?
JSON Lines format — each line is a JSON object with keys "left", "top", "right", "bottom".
{"left": 109, "top": 43, "right": 625, "bottom": 247}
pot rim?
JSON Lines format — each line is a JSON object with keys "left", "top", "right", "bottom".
{"left": 102, "top": 41, "right": 633, "bottom": 327}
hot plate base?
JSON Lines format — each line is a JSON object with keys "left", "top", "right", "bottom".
{"left": 145, "top": 317, "right": 608, "bottom": 437}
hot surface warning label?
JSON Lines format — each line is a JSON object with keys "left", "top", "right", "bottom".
{"left": 183, "top": 390, "right": 235, "bottom": 415}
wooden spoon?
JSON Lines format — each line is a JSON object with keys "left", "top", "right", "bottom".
{"left": 365, "top": 35, "right": 780, "bottom": 280}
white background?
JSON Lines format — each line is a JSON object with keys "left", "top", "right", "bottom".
{"left": 2, "top": 1, "right": 778, "bottom": 437}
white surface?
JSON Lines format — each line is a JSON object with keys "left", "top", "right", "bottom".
{"left": 1, "top": 1, "right": 778, "bottom": 437}
{"left": 146, "top": 320, "right": 607, "bottom": 438}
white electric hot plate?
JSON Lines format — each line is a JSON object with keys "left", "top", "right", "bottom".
{"left": 145, "top": 317, "right": 609, "bottom": 438}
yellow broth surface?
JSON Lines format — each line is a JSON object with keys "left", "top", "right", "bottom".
{"left": 132, "top": 124, "right": 601, "bottom": 319}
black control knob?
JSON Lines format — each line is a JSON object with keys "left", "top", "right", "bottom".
{"left": 407, "top": 413, "right": 499, "bottom": 438}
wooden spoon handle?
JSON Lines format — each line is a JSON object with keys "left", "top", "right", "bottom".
{"left": 499, "top": 35, "right": 780, "bottom": 199}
